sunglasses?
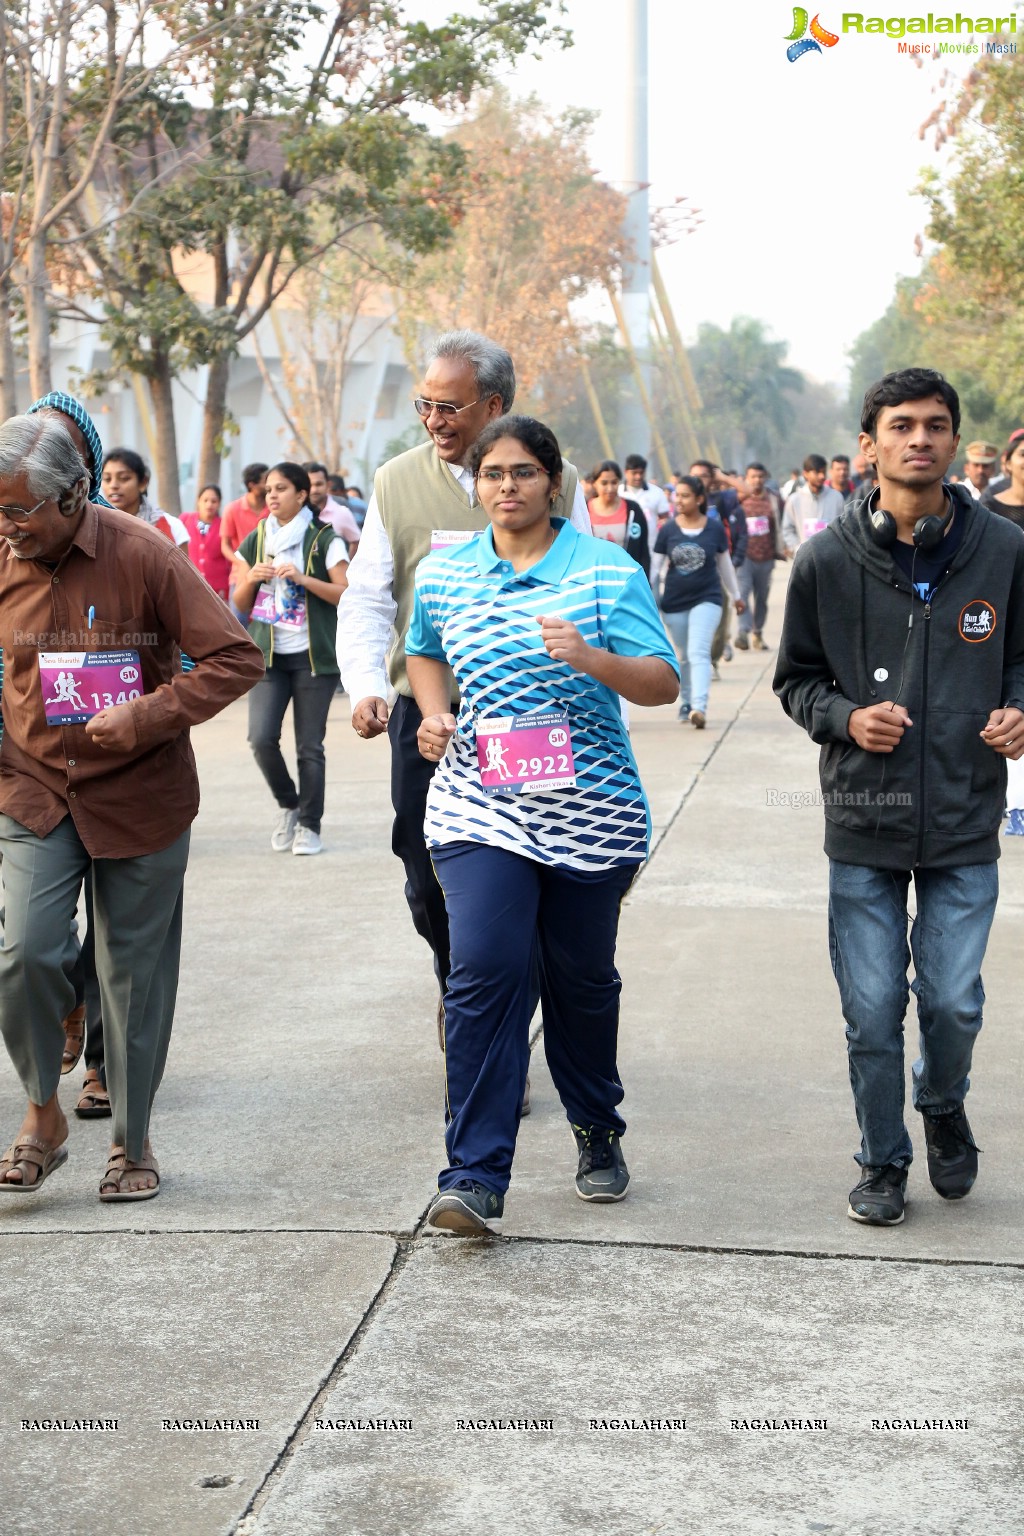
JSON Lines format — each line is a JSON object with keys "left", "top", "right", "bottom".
{"left": 412, "top": 397, "right": 480, "bottom": 421}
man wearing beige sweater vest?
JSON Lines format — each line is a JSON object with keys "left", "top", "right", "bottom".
{"left": 337, "top": 330, "right": 591, "bottom": 1043}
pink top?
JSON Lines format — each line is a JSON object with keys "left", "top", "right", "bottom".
{"left": 319, "top": 495, "right": 361, "bottom": 549}
{"left": 181, "top": 512, "right": 234, "bottom": 599}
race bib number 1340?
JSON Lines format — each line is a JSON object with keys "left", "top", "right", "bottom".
{"left": 39, "top": 649, "right": 143, "bottom": 726}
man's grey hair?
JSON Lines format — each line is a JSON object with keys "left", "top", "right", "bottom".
{"left": 428, "top": 330, "right": 516, "bottom": 413}
{"left": 0, "top": 413, "right": 87, "bottom": 502}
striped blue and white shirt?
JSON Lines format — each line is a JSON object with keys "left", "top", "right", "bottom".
{"left": 406, "top": 519, "right": 678, "bottom": 870}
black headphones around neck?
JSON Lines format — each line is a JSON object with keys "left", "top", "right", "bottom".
{"left": 867, "top": 485, "right": 956, "bottom": 552}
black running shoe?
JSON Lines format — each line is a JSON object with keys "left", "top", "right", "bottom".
{"left": 427, "top": 1181, "right": 503, "bottom": 1235}
{"left": 847, "top": 1164, "right": 908, "bottom": 1225}
{"left": 573, "top": 1125, "right": 629, "bottom": 1202}
{"left": 921, "top": 1106, "right": 980, "bottom": 1200}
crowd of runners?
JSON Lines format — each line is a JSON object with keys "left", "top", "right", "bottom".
{"left": 0, "top": 332, "right": 1023, "bottom": 1236}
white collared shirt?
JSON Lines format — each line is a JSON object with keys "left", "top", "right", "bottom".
{"left": 337, "top": 458, "right": 592, "bottom": 703}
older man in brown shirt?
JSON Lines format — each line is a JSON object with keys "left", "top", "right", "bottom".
{"left": 0, "top": 413, "right": 263, "bottom": 1200}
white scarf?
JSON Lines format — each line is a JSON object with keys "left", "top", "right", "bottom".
{"left": 263, "top": 508, "right": 312, "bottom": 615}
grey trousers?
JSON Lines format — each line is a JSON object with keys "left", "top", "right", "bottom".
{"left": 0, "top": 814, "right": 190, "bottom": 1161}
{"left": 737, "top": 558, "right": 774, "bottom": 635}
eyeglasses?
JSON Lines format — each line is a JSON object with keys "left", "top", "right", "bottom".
{"left": 412, "top": 397, "right": 480, "bottom": 420}
{"left": 0, "top": 494, "right": 53, "bottom": 524}
{"left": 478, "top": 466, "right": 549, "bottom": 485}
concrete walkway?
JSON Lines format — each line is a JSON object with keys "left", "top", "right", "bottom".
{"left": 1, "top": 597, "right": 1022, "bottom": 1536}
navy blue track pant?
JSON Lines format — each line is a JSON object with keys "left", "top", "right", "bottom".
{"left": 431, "top": 842, "right": 639, "bottom": 1196}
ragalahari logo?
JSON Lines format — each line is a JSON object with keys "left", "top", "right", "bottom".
{"left": 785, "top": 8, "right": 840, "bottom": 59}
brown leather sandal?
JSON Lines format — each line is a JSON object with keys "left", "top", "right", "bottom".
{"left": 61, "top": 1005, "right": 86, "bottom": 1076}
{"left": 0, "top": 1135, "right": 69, "bottom": 1193}
{"left": 75, "top": 1070, "right": 111, "bottom": 1119}
{"left": 99, "top": 1144, "right": 159, "bottom": 1202}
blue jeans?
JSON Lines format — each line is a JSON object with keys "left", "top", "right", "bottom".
{"left": 828, "top": 860, "right": 998, "bottom": 1170}
{"left": 662, "top": 601, "right": 721, "bottom": 713}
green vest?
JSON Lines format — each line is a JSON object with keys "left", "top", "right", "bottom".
{"left": 376, "top": 441, "right": 579, "bottom": 696}
{"left": 238, "top": 516, "right": 340, "bottom": 676}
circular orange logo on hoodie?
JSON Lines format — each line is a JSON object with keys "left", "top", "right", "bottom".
{"left": 958, "top": 600, "right": 997, "bottom": 643}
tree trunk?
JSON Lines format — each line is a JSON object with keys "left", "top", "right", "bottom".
{"left": 199, "top": 352, "right": 231, "bottom": 490}
{"left": 25, "top": 234, "right": 52, "bottom": 400}
{"left": 147, "top": 353, "right": 181, "bottom": 516}
{"left": 0, "top": 275, "right": 18, "bottom": 418}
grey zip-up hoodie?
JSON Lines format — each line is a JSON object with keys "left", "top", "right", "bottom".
{"left": 774, "top": 485, "right": 1024, "bottom": 869}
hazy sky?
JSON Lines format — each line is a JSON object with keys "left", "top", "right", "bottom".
{"left": 416, "top": 0, "right": 981, "bottom": 385}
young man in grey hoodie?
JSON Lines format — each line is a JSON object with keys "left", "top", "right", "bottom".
{"left": 775, "top": 368, "right": 1024, "bottom": 1227}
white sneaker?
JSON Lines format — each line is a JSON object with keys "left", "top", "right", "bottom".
{"left": 271, "top": 808, "right": 299, "bottom": 852}
{"left": 292, "top": 825, "right": 323, "bottom": 856}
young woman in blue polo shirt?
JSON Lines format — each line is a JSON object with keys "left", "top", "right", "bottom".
{"left": 406, "top": 415, "right": 679, "bottom": 1235}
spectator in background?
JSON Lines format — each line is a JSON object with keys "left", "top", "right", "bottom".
{"left": 855, "top": 456, "right": 878, "bottom": 499}
{"left": 961, "top": 441, "right": 999, "bottom": 501}
{"left": 829, "top": 454, "right": 860, "bottom": 510}
{"left": 734, "top": 462, "right": 783, "bottom": 652}
{"left": 985, "top": 433, "right": 1023, "bottom": 499}
{"left": 222, "top": 463, "right": 268, "bottom": 620}
{"left": 620, "top": 454, "right": 670, "bottom": 544}
{"left": 655, "top": 475, "right": 744, "bottom": 729}
{"left": 587, "top": 460, "right": 651, "bottom": 576}
{"left": 304, "top": 462, "right": 361, "bottom": 554}
{"left": 101, "top": 449, "right": 189, "bottom": 548}
{"left": 621, "top": 454, "right": 671, "bottom": 596}
{"left": 780, "top": 467, "right": 803, "bottom": 500}
{"left": 334, "top": 477, "right": 369, "bottom": 529}
{"left": 983, "top": 430, "right": 1024, "bottom": 838}
{"left": 691, "top": 460, "right": 746, "bottom": 668}
{"left": 182, "top": 484, "right": 234, "bottom": 602}
{"left": 782, "top": 455, "right": 844, "bottom": 554}
{"left": 232, "top": 462, "right": 349, "bottom": 858}
{"left": 981, "top": 430, "right": 1024, "bottom": 530}
{"left": 851, "top": 453, "right": 872, "bottom": 492}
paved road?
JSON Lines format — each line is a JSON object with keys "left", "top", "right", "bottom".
{"left": 1, "top": 597, "right": 1022, "bottom": 1536}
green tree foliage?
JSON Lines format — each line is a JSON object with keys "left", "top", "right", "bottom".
{"left": 917, "top": 47, "right": 1024, "bottom": 435}
{"left": 686, "top": 317, "right": 804, "bottom": 470}
{"left": 53, "top": 1, "right": 569, "bottom": 507}
{"left": 536, "top": 326, "right": 632, "bottom": 475}
{"left": 772, "top": 377, "right": 853, "bottom": 477}
{"left": 851, "top": 45, "right": 1024, "bottom": 455}
{"left": 846, "top": 274, "right": 934, "bottom": 421}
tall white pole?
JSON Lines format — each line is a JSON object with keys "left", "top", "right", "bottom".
{"left": 620, "top": 0, "right": 651, "bottom": 461}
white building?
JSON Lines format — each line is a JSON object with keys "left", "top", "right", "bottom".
{"left": 23, "top": 289, "right": 418, "bottom": 510}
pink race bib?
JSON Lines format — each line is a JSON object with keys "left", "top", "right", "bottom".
{"left": 476, "top": 710, "right": 576, "bottom": 795}
{"left": 251, "top": 585, "right": 277, "bottom": 623}
{"left": 747, "top": 516, "right": 770, "bottom": 537}
{"left": 805, "top": 519, "right": 828, "bottom": 537}
{"left": 39, "top": 650, "right": 143, "bottom": 726}
{"left": 431, "top": 529, "right": 477, "bottom": 552}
